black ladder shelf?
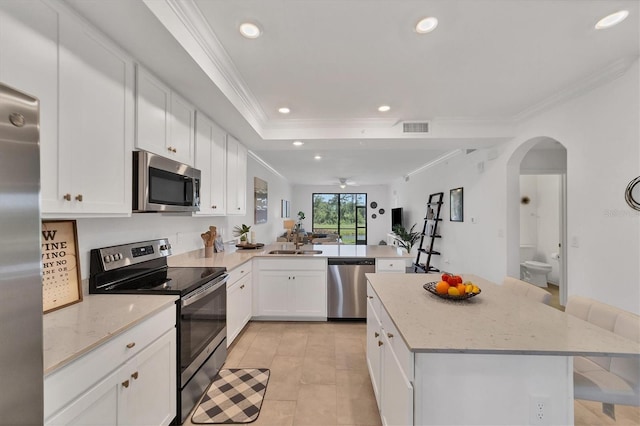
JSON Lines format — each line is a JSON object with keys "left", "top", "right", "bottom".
{"left": 413, "top": 192, "right": 444, "bottom": 273}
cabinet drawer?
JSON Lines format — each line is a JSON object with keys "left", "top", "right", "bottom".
{"left": 376, "top": 258, "right": 406, "bottom": 273}
{"left": 227, "top": 261, "right": 252, "bottom": 287}
{"left": 366, "top": 281, "right": 381, "bottom": 322}
{"left": 258, "top": 258, "right": 326, "bottom": 271}
{"left": 380, "top": 306, "right": 414, "bottom": 380}
{"left": 44, "top": 303, "right": 176, "bottom": 418}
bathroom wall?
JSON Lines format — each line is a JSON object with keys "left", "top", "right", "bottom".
{"left": 519, "top": 175, "right": 561, "bottom": 284}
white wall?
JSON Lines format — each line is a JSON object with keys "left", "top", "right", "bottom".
{"left": 291, "top": 184, "right": 390, "bottom": 244}
{"left": 519, "top": 175, "right": 538, "bottom": 247}
{"left": 390, "top": 59, "right": 639, "bottom": 315}
{"left": 75, "top": 155, "right": 291, "bottom": 280}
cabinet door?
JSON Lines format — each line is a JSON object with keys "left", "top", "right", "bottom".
{"left": 46, "top": 369, "right": 122, "bottom": 426}
{"left": 366, "top": 297, "right": 382, "bottom": 409}
{"left": 381, "top": 335, "right": 413, "bottom": 426}
{"left": 291, "top": 271, "right": 326, "bottom": 316}
{"left": 58, "top": 14, "right": 134, "bottom": 215}
{"left": 195, "top": 113, "right": 226, "bottom": 216}
{"left": 258, "top": 272, "right": 290, "bottom": 316}
{"left": 121, "top": 328, "right": 177, "bottom": 426}
{"left": 226, "top": 135, "right": 247, "bottom": 215}
{"left": 227, "top": 273, "right": 252, "bottom": 346}
{"left": 136, "top": 66, "right": 170, "bottom": 156}
{"left": 0, "top": 1, "right": 61, "bottom": 213}
{"left": 169, "top": 92, "right": 194, "bottom": 166}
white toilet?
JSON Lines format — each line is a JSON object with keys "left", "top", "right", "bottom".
{"left": 520, "top": 245, "right": 552, "bottom": 288}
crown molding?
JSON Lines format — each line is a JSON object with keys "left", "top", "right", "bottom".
{"left": 514, "top": 55, "right": 638, "bottom": 122}
{"left": 247, "top": 150, "right": 286, "bottom": 180}
{"left": 142, "top": 0, "right": 269, "bottom": 135}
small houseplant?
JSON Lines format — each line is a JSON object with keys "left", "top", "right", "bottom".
{"left": 393, "top": 224, "right": 420, "bottom": 253}
{"left": 233, "top": 224, "right": 252, "bottom": 244}
{"left": 296, "top": 211, "right": 305, "bottom": 231}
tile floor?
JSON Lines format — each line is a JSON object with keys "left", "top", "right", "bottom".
{"left": 184, "top": 320, "right": 639, "bottom": 426}
{"left": 184, "top": 320, "right": 380, "bottom": 426}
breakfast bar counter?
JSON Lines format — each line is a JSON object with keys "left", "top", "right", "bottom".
{"left": 364, "top": 273, "right": 640, "bottom": 425}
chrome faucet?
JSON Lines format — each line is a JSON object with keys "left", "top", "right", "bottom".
{"left": 293, "top": 228, "right": 302, "bottom": 249}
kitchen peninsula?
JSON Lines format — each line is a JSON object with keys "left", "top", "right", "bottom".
{"left": 366, "top": 273, "right": 640, "bottom": 425}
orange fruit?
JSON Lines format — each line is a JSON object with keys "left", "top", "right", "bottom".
{"left": 435, "top": 281, "right": 450, "bottom": 294}
{"left": 448, "top": 287, "right": 460, "bottom": 296}
{"left": 457, "top": 283, "right": 466, "bottom": 294}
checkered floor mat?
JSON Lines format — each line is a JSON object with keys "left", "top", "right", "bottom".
{"left": 191, "top": 368, "right": 270, "bottom": 424}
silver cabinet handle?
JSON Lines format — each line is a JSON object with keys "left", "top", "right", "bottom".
{"left": 63, "top": 193, "right": 71, "bottom": 201}
{"left": 126, "top": 342, "right": 135, "bottom": 349}
{"left": 122, "top": 379, "right": 130, "bottom": 388}
{"left": 378, "top": 341, "right": 383, "bottom": 347}
{"left": 374, "top": 332, "right": 379, "bottom": 338}
{"left": 367, "top": 296, "right": 373, "bottom": 299}
{"left": 131, "top": 371, "right": 139, "bottom": 380}
{"left": 75, "top": 194, "right": 83, "bottom": 202}
{"left": 240, "top": 284, "right": 245, "bottom": 289}
{"left": 387, "top": 332, "right": 394, "bottom": 338}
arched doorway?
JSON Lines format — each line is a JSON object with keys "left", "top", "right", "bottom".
{"left": 506, "top": 136, "right": 568, "bottom": 306}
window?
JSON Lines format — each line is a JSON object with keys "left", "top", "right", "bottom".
{"left": 312, "top": 193, "right": 367, "bottom": 245}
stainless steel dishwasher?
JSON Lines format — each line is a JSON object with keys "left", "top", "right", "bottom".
{"left": 327, "top": 258, "right": 375, "bottom": 319}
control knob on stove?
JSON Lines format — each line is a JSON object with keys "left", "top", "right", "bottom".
{"left": 104, "top": 255, "right": 113, "bottom": 263}
{"left": 160, "top": 243, "right": 171, "bottom": 251}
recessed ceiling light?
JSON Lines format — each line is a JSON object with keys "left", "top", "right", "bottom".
{"left": 293, "top": 141, "right": 304, "bottom": 146}
{"left": 378, "top": 105, "right": 391, "bottom": 112}
{"left": 239, "top": 22, "right": 261, "bottom": 39}
{"left": 314, "top": 155, "right": 322, "bottom": 160}
{"left": 595, "top": 10, "right": 629, "bottom": 29}
{"left": 278, "top": 107, "right": 290, "bottom": 114}
{"left": 415, "top": 17, "right": 438, "bottom": 34}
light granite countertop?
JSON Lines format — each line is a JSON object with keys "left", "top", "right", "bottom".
{"left": 366, "top": 273, "right": 640, "bottom": 357}
{"left": 168, "top": 243, "right": 412, "bottom": 269}
{"left": 43, "top": 294, "right": 178, "bottom": 375}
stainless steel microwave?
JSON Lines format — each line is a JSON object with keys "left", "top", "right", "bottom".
{"left": 133, "top": 150, "right": 201, "bottom": 212}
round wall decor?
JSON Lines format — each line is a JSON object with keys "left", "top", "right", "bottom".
{"left": 378, "top": 208, "right": 385, "bottom": 215}
{"left": 370, "top": 201, "right": 378, "bottom": 208}
{"left": 625, "top": 176, "right": 640, "bottom": 211}
{"left": 371, "top": 213, "right": 377, "bottom": 219}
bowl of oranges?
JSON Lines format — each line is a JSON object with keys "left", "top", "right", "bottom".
{"left": 424, "top": 274, "right": 481, "bottom": 300}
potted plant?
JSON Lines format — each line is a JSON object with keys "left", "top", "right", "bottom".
{"left": 233, "top": 224, "right": 252, "bottom": 244}
{"left": 393, "top": 224, "right": 420, "bottom": 253}
{"left": 296, "top": 211, "right": 305, "bottom": 231}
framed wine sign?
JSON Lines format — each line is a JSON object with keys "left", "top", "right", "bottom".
{"left": 41, "top": 220, "right": 83, "bottom": 313}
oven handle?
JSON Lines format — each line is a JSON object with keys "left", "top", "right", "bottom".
{"left": 181, "top": 273, "right": 229, "bottom": 308}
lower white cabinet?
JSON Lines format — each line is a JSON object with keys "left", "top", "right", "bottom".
{"left": 366, "top": 282, "right": 414, "bottom": 426}
{"left": 227, "top": 262, "right": 252, "bottom": 346}
{"left": 375, "top": 258, "right": 407, "bottom": 273}
{"left": 256, "top": 258, "right": 327, "bottom": 319}
{"left": 45, "top": 305, "right": 177, "bottom": 426}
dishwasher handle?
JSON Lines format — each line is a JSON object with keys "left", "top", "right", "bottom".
{"left": 327, "top": 258, "right": 375, "bottom": 266}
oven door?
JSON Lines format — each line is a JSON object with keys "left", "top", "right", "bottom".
{"left": 179, "top": 273, "right": 228, "bottom": 386}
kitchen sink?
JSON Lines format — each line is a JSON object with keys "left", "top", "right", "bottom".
{"left": 268, "top": 249, "right": 323, "bottom": 255}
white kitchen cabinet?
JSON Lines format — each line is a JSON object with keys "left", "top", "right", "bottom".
{"left": 194, "top": 113, "right": 227, "bottom": 216}
{"left": 366, "top": 282, "right": 414, "bottom": 426}
{"left": 0, "top": 1, "right": 134, "bottom": 216}
{"left": 136, "top": 66, "right": 195, "bottom": 166}
{"left": 226, "top": 262, "right": 252, "bottom": 346}
{"left": 366, "top": 289, "right": 382, "bottom": 409}
{"left": 45, "top": 304, "right": 177, "bottom": 426}
{"left": 226, "top": 135, "right": 247, "bottom": 215}
{"left": 256, "top": 258, "right": 327, "bottom": 319}
{"left": 375, "top": 258, "right": 407, "bottom": 273}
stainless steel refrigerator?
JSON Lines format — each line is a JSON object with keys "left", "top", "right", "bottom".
{"left": 0, "top": 82, "right": 43, "bottom": 423}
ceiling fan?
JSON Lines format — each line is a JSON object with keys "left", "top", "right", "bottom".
{"left": 338, "top": 178, "right": 358, "bottom": 188}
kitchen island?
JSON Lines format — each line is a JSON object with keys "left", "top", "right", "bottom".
{"left": 365, "top": 273, "right": 640, "bottom": 425}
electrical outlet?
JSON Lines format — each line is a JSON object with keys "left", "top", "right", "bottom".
{"left": 529, "top": 395, "right": 551, "bottom": 425}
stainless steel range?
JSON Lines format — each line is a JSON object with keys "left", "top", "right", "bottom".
{"left": 89, "top": 239, "right": 228, "bottom": 424}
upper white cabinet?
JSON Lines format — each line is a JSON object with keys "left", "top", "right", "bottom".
{"left": 226, "top": 135, "right": 247, "bottom": 215}
{"left": 0, "top": 1, "right": 134, "bottom": 217}
{"left": 136, "top": 66, "right": 195, "bottom": 166}
{"left": 194, "top": 113, "right": 226, "bottom": 216}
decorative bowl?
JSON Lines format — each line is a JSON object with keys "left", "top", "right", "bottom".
{"left": 423, "top": 282, "right": 481, "bottom": 300}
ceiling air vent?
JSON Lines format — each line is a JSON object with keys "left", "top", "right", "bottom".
{"left": 402, "top": 122, "right": 430, "bottom": 133}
